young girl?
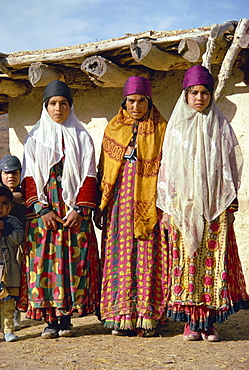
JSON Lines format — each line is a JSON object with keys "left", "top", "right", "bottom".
{"left": 157, "top": 65, "right": 249, "bottom": 341}
{"left": 19, "top": 80, "right": 101, "bottom": 339}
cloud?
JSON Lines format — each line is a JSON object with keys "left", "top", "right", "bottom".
{"left": 1, "top": 1, "right": 103, "bottom": 51}
{"left": 204, "top": 1, "right": 237, "bottom": 11}
{"left": 1, "top": 0, "right": 248, "bottom": 53}
{"left": 169, "top": 0, "right": 192, "bottom": 13}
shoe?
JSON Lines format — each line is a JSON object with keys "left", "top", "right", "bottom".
{"left": 183, "top": 323, "right": 201, "bottom": 341}
{"left": 4, "top": 333, "right": 19, "bottom": 342}
{"left": 111, "top": 329, "right": 136, "bottom": 337}
{"left": 13, "top": 308, "right": 21, "bottom": 331}
{"left": 111, "top": 329, "right": 130, "bottom": 336}
{"left": 58, "top": 324, "right": 75, "bottom": 337}
{"left": 201, "top": 327, "right": 219, "bottom": 342}
{"left": 136, "top": 328, "right": 157, "bottom": 337}
{"left": 58, "top": 316, "right": 75, "bottom": 337}
{"left": 41, "top": 324, "right": 58, "bottom": 339}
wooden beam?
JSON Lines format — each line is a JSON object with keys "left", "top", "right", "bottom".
{"left": 210, "top": 20, "right": 238, "bottom": 46}
{"left": 0, "top": 94, "right": 8, "bottom": 101}
{"left": 61, "top": 66, "right": 97, "bottom": 89}
{"left": 202, "top": 20, "right": 238, "bottom": 71}
{"left": 238, "top": 34, "right": 249, "bottom": 48}
{"left": 178, "top": 36, "right": 207, "bottom": 62}
{"left": 130, "top": 39, "right": 191, "bottom": 70}
{"left": 0, "top": 94, "right": 9, "bottom": 114}
{"left": 2, "top": 30, "right": 211, "bottom": 69}
{"left": 0, "top": 60, "right": 12, "bottom": 77}
{"left": 0, "top": 79, "right": 28, "bottom": 97}
{"left": 81, "top": 56, "right": 134, "bottom": 87}
{"left": 215, "top": 18, "right": 249, "bottom": 100}
{"left": 0, "top": 71, "right": 29, "bottom": 80}
{"left": 28, "top": 62, "right": 63, "bottom": 87}
{"left": 0, "top": 102, "right": 8, "bottom": 114}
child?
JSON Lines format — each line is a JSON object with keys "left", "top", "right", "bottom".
{"left": 0, "top": 155, "right": 26, "bottom": 228}
{"left": 0, "top": 187, "right": 24, "bottom": 342}
{"left": 0, "top": 155, "right": 26, "bottom": 330}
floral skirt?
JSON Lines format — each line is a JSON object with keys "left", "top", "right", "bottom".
{"left": 167, "top": 212, "right": 249, "bottom": 330}
{"left": 18, "top": 218, "right": 101, "bottom": 323}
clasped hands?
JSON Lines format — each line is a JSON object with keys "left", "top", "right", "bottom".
{"left": 41, "top": 210, "right": 82, "bottom": 231}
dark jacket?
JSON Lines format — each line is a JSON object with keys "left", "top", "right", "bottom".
{"left": 0, "top": 215, "right": 24, "bottom": 288}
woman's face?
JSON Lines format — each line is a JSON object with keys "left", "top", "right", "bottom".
{"left": 1, "top": 170, "right": 20, "bottom": 191}
{"left": 187, "top": 85, "right": 211, "bottom": 112}
{"left": 126, "top": 94, "right": 149, "bottom": 120}
{"left": 47, "top": 96, "right": 71, "bottom": 124}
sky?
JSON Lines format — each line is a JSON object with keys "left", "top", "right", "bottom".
{"left": 1, "top": 0, "right": 249, "bottom": 54}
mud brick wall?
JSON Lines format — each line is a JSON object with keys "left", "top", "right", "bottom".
{"left": 0, "top": 114, "right": 9, "bottom": 158}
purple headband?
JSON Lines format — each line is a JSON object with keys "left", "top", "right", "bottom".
{"left": 182, "top": 65, "right": 214, "bottom": 90}
{"left": 123, "top": 76, "right": 152, "bottom": 97}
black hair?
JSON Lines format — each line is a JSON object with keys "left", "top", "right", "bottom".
{"left": 44, "top": 96, "right": 72, "bottom": 109}
{"left": 184, "top": 84, "right": 214, "bottom": 110}
{"left": 185, "top": 84, "right": 214, "bottom": 95}
{"left": 0, "top": 186, "right": 13, "bottom": 203}
{"left": 121, "top": 95, "right": 153, "bottom": 111}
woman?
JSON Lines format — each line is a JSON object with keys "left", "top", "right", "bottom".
{"left": 94, "top": 76, "right": 168, "bottom": 337}
{"left": 157, "top": 65, "right": 249, "bottom": 342}
{"left": 19, "top": 80, "right": 101, "bottom": 339}
{"left": 0, "top": 154, "right": 26, "bottom": 330}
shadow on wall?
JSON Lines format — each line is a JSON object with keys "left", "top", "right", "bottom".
{"left": 218, "top": 97, "right": 237, "bottom": 123}
{"left": 216, "top": 67, "right": 249, "bottom": 123}
{"left": 0, "top": 114, "right": 10, "bottom": 157}
{"left": 10, "top": 123, "right": 32, "bottom": 150}
{"left": 8, "top": 89, "right": 44, "bottom": 152}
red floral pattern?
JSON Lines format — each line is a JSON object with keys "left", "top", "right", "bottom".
{"left": 207, "top": 239, "right": 218, "bottom": 252}
{"left": 209, "top": 221, "right": 221, "bottom": 234}
{"left": 167, "top": 213, "right": 249, "bottom": 330}
{"left": 203, "top": 275, "right": 213, "bottom": 286}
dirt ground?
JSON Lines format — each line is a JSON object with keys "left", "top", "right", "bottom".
{"left": 1, "top": 310, "right": 249, "bottom": 370}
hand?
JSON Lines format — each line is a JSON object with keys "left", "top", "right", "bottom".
{"left": 63, "top": 210, "right": 83, "bottom": 229}
{"left": 41, "top": 211, "right": 65, "bottom": 231}
{"left": 13, "top": 192, "right": 25, "bottom": 204}
{"left": 161, "top": 213, "right": 170, "bottom": 230}
{"left": 227, "top": 212, "right": 235, "bottom": 226}
{"left": 93, "top": 209, "right": 103, "bottom": 230}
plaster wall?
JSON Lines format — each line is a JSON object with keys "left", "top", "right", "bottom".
{"left": 0, "top": 114, "right": 9, "bottom": 157}
{"left": 8, "top": 68, "right": 249, "bottom": 290}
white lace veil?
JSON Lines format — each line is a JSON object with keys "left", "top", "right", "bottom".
{"left": 22, "top": 104, "right": 96, "bottom": 209}
{"left": 157, "top": 91, "right": 243, "bottom": 256}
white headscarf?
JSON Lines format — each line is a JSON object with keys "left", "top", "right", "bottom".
{"left": 22, "top": 104, "right": 96, "bottom": 210}
{"left": 157, "top": 91, "right": 243, "bottom": 256}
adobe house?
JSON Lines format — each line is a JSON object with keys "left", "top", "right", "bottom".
{"left": 1, "top": 19, "right": 249, "bottom": 288}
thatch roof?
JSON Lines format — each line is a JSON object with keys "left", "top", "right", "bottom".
{"left": 0, "top": 19, "right": 248, "bottom": 114}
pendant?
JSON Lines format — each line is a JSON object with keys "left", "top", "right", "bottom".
{"left": 57, "top": 175, "right": 62, "bottom": 182}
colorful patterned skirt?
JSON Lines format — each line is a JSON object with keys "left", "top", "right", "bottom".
{"left": 100, "top": 160, "right": 169, "bottom": 330}
{"left": 167, "top": 211, "right": 249, "bottom": 331}
{"left": 18, "top": 218, "right": 101, "bottom": 323}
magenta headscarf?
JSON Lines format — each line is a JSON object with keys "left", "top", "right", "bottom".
{"left": 123, "top": 76, "right": 152, "bottom": 97}
{"left": 182, "top": 65, "right": 214, "bottom": 90}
